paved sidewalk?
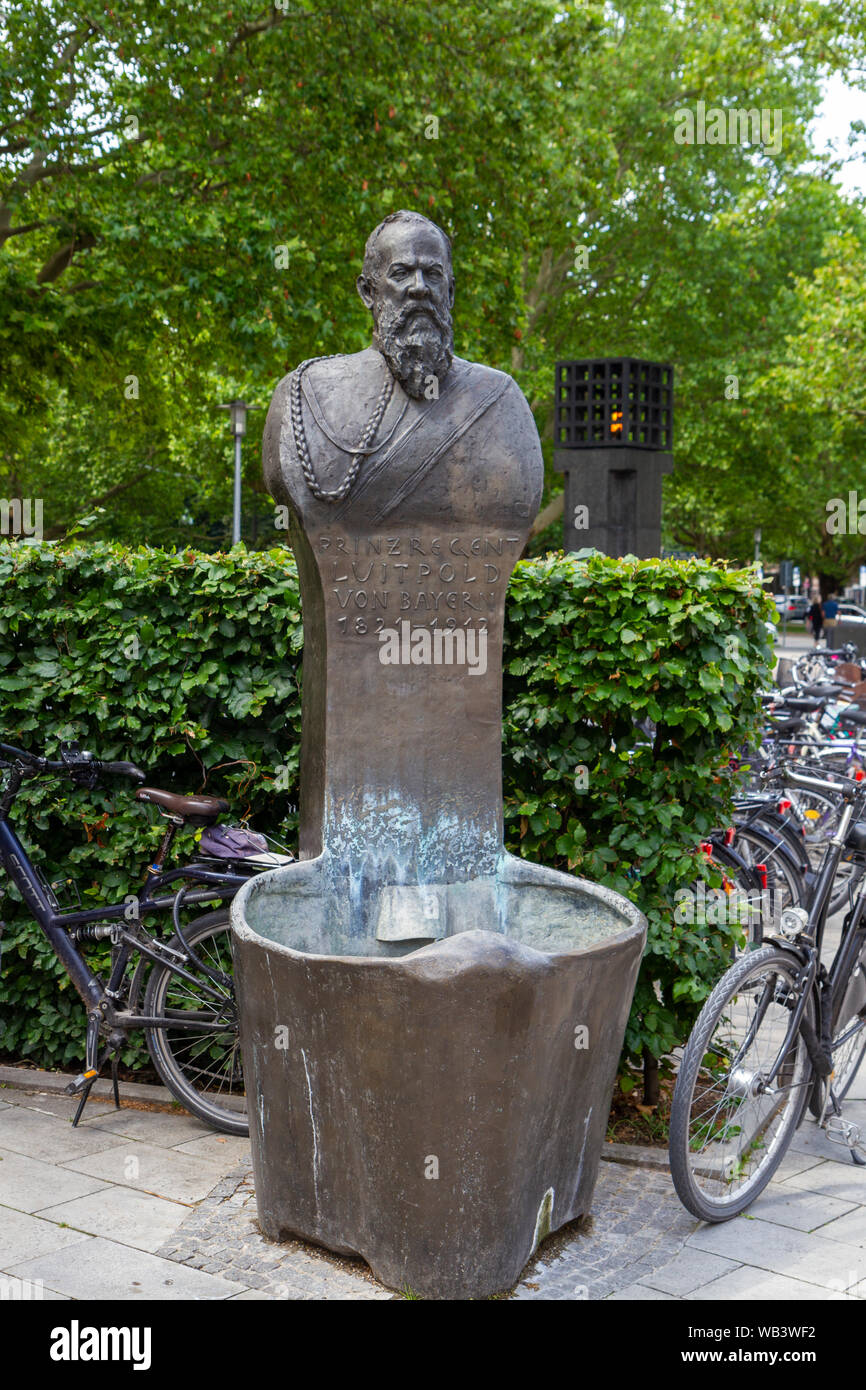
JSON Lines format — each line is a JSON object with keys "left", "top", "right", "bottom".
{"left": 0, "top": 1086, "right": 380, "bottom": 1300}
{"left": 2, "top": 1079, "right": 866, "bottom": 1299}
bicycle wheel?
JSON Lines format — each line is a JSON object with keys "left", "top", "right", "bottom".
{"left": 696, "top": 840, "right": 765, "bottom": 955}
{"left": 143, "top": 909, "right": 248, "bottom": 1136}
{"left": 669, "top": 945, "right": 814, "bottom": 1222}
{"left": 810, "top": 933, "right": 866, "bottom": 1116}
{"left": 784, "top": 786, "right": 840, "bottom": 864}
{"left": 729, "top": 823, "right": 806, "bottom": 915}
{"left": 829, "top": 858, "right": 865, "bottom": 918}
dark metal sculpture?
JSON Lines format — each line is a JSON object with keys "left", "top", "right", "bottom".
{"left": 232, "top": 212, "right": 646, "bottom": 1299}
{"left": 554, "top": 357, "right": 673, "bottom": 557}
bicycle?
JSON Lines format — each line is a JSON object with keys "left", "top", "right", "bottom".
{"left": 669, "top": 763, "right": 866, "bottom": 1221}
{"left": 792, "top": 643, "right": 863, "bottom": 689}
{"left": 0, "top": 740, "right": 291, "bottom": 1135}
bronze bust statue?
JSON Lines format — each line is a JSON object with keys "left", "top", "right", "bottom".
{"left": 264, "top": 210, "right": 543, "bottom": 883}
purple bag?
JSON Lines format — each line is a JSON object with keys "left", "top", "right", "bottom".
{"left": 199, "top": 825, "right": 269, "bottom": 859}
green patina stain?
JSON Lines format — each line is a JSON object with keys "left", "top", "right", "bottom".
{"left": 532, "top": 1187, "right": 554, "bottom": 1250}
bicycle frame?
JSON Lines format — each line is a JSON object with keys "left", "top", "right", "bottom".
{"left": 754, "top": 784, "right": 866, "bottom": 1093}
{"left": 0, "top": 814, "right": 249, "bottom": 1025}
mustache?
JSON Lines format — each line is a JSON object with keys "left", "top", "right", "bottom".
{"left": 375, "top": 297, "right": 453, "bottom": 337}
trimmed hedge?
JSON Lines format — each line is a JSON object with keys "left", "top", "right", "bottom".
{"left": 502, "top": 553, "right": 773, "bottom": 1075}
{"left": 0, "top": 542, "right": 772, "bottom": 1075}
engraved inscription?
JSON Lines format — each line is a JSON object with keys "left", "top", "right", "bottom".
{"left": 318, "top": 532, "right": 521, "bottom": 635}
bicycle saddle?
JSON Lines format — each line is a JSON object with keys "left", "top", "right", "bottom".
{"left": 838, "top": 706, "right": 866, "bottom": 726}
{"left": 801, "top": 682, "right": 847, "bottom": 698}
{"left": 135, "top": 787, "right": 230, "bottom": 826}
{"left": 767, "top": 716, "right": 805, "bottom": 735}
{"left": 776, "top": 696, "right": 824, "bottom": 712}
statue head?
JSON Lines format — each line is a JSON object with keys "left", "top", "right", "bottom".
{"left": 357, "top": 210, "right": 455, "bottom": 399}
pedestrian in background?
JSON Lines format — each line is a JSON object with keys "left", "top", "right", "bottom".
{"left": 809, "top": 598, "right": 824, "bottom": 645}
{"left": 824, "top": 592, "right": 839, "bottom": 640}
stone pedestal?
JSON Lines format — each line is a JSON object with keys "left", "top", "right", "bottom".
{"left": 555, "top": 447, "right": 672, "bottom": 558}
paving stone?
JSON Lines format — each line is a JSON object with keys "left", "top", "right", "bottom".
{"left": 0, "top": 1274, "right": 70, "bottom": 1300}
{"left": 0, "top": 1089, "right": 111, "bottom": 1123}
{"left": 0, "top": 1206, "right": 92, "bottom": 1267}
{"left": 36, "top": 1185, "right": 190, "bottom": 1254}
{"left": 174, "top": 1135, "right": 251, "bottom": 1167}
{"left": 0, "top": 1148, "right": 109, "bottom": 1213}
{"left": 686, "top": 1215, "right": 866, "bottom": 1290}
{"left": 607, "top": 1282, "right": 677, "bottom": 1300}
{"left": 684, "top": 1265, "right": 856, "bottom": 1301}
{"left": 642, "top": 1248, "right": 741, "bottom": 1296}
{"left": 19, "top": 1096, "right": 846, "bottom": 1303}
{"left": 745, "top": 1186, "right": 857, "bottom": 1232}
{"left": 0, "top": 1092, "right": 126, "bottom": 1125}
{"left": 0, "top": 1107, "right": 130, "bottom": 1165}
{"left": 846, "top": 1073, "right": 866, "bottom": 1101}
{"left": 773, "top": 1151, "right": 826, "bottom": 1182}
{"left": 62, "top": 1141, "right": 226, "bottom": 1204}
{"left": 783, "top": 1160, "right": 866, "bottom": 1205}
{"left": 787, "top": 1119, "right": 859, "bottom": 1162}
{"left": 85, "top": 1109, "right": 215, "bottom": 1147}
{"left": 811, "top": 1205, "right": 866, "bottom": 1250}
{"left": 6, "top": 1235, "right": 247, "bottom": 1300}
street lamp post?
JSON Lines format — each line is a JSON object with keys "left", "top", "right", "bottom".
{"left": 218, "top": 398, "right": 259, "bottom": 546}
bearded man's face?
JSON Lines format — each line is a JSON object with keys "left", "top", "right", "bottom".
{"left": 357, "top": 223, "right": 454, "bottom": 399}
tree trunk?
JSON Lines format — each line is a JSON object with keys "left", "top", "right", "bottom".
{"left": 642, "top": 1048, "right": 660, "bottom": 1107}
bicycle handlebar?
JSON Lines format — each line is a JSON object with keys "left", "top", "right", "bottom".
{"left": 785, "top": 767, "right": 864, "bottom": 800}
{"left": 0, "top": 741, "right": 64, "bottom": 770}
{"left": 101, "top": 761, "right": 147, "bottom": 782}
{"left": 0, "top": 743, "right": 146, "bottom": 782}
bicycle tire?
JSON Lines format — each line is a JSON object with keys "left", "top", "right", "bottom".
{"left": 669, "top": 945, "right": 814, "bottom": 1222}
{"left": 810, "top": 924, "right": 866, "bottom": 1117}
{"left": 829, "top": 859, "right": 866, "bottom": 919}
{"left": 746, "top": 809, "right": 810, "bottom": 877}
{"left": 699, "top": 839, "right": 768, "bottom": 954}
{"left": 144, "top": 909, "right": 248, "bottom": 1136}
{"left": 729, "top": 822, "right": 806, "bottom": 913}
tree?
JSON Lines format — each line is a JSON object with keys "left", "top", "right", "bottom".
{"left": 2, "top": 0, "right": 864, "bottom": 549}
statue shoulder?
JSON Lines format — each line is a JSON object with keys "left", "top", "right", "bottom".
{"left": 451, "top": 357, "right": 537, "bottom": 433}
{"left": 266, "top": 349, "right": 381, "bottom": 419}
{"left": 301, "top": 348, "right": 382, "bottom": 396}
{"left": 451, "top": 357, "right": 531, "bottom": 408}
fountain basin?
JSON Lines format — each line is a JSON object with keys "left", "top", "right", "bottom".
{"left": 231, "top": 852, "right": 645, "bottom": 1300}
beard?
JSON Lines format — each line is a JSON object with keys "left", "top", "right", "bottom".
{"left": 373, "top": 298, "right": 454, "bottom": 400}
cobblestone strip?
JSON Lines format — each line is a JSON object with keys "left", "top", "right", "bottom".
{"left": 154, "top": 1162, "right": 393, "bottom": 1300}
{"left": 156, "top": 1157, "right": 696, "bottom": 1300}
{"left": 515, "top": 1163, "right": 698, "bottom": 1300}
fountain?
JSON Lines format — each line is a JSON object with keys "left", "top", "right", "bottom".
{"left": 230, "top": 211, "right": 646, "bottom": 1299}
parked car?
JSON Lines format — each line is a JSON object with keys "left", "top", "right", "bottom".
{"left": 774, "top": 594, "right": 809, "bottom": 620}
{"left": 837, "top": 602, "right": 866, "bottom": 624}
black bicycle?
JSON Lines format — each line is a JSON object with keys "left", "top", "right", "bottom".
{"left": 669, "top": 762, "right": 866, "bottom": 1221}
{"left": 0, "top": 740, "right": 290, "bottom": 1135}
